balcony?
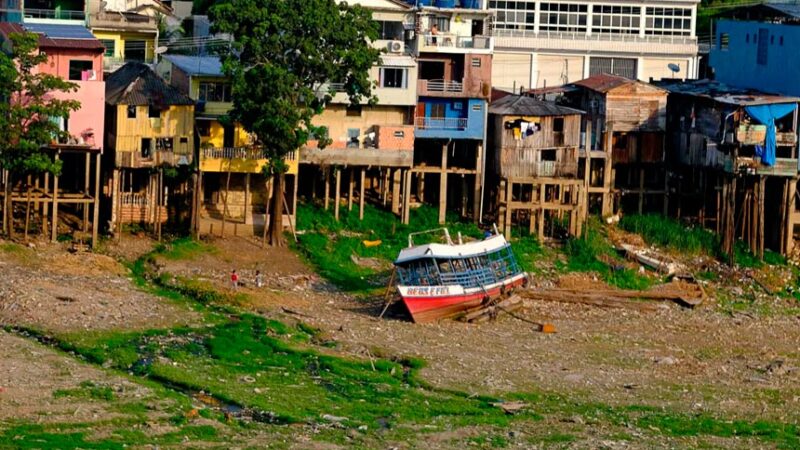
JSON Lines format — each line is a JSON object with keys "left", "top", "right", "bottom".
{"left": 499, "top": 148, "right": 579, "bottom": 179}
{"left": 414, "top": 115, "right": 483, "bottom": 140}
{"left": 200, "top": 147, "right": 298, "bottom": 175}
{"left": 417, "top": 78, "right": 488, "bottom": 99}
{"left": 493, "top": 30, "right": 698, "bottom": 56}
{"left": 23, "top": 7, "right": 84, "bottom": 23}
{"left": 88, "top": 10, "right": 157, "bottom": 31}
{"left": 416, "top": 34, "right": 493, "bottom": 54}
{"left": 115, "top": 150, "right": 193, "bottom": 169}
{"left": 300, "top": 125, "right": 414, "bottom": 167}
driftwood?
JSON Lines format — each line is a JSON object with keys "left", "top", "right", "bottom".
{"left": 519, "top": 291, "right": 662, "bottom": 312}
{"left": 519, "top": 279, "right": 706, "bottom": 310}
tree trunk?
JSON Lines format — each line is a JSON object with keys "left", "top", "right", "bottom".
{"left": 268, "top": 171, "right": 285, "bottom": 247}
{"left": 6, "top": 173, "right": 14, "bottom": 239}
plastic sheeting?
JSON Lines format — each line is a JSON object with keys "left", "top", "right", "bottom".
{"left": 744, "top": 103, "right": 797, "bottom": 167}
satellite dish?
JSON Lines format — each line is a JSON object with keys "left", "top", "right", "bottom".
{"left": 155, "top": 46, "right": 169, "bottom": 55}
{"left": 668, "top": 63, "right": 681, "bottom": 74}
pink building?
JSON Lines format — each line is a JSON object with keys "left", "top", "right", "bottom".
{"left": 0, "top": 22, "right": 105, "bottom": 150}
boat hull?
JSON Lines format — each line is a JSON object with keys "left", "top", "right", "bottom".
{"left": 398, "top": 273, "right": 528, "bottom": 323}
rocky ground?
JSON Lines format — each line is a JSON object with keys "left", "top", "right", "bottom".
{"left": 1, "top": 235, "right": 800, "bottom": 448}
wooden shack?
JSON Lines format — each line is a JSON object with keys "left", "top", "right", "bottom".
{"left": 559, "top": 74, "right": 668, "bottom": 215}
{"left": 658, "top": 79, "right": 800, "bottom": 259}
{"left": 104, "top": 62, "right": 196, "bottom": 236}
{"left": 488, "top": 95, "right": 586, "bottom": 240}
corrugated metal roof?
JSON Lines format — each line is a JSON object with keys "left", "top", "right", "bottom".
{"left": 0, "top": 22, "right": 104, "bottom": 51}
{"left": 489, "top": 94, "right": 584, "bottom": 116}
{"left": 765, "top": 1, "right": 800, "bottom": 19}
{"left": 379, "top": 54, "right": 416, "bottom": 67}
{"left": 656, "top": 79, "right": 800, "bottom": 105}
{"left": 572, "top": 73, "right": 635, "bottom": 93}
{"left": 106, "top": 62, "right": 195, "bottom": 106}
{"left": 163, "top": 54, "right": 224, "bottom": 77}
{"left": 24, "top": 23, "right": 97, "bottom": 39}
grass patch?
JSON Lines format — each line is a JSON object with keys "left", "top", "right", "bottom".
{"left": 53, "top": 381, "right": 115, "bottom": 401}
{"left": 294, "top": 203, "right": 484, "bottom": 295}
{"left": 561, "top": 221, "right": 654, "bottom": 290}
{"left": 619, "top": 214, "right": 719, "bottom": 256}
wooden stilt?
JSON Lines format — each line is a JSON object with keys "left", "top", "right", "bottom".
{"left": 50, "top": 152, "right": 60, "bottom": 242}
{"left": 402, "top": 169, "right": 411, "bottom": 224}
{"left": 391, "top": 168, "right": 401, "bottom": 215}
{"left": 348, "top": 168, "right": 354, "bottom": 211}
{"left": 221, "top": 165, "right": 232, "bottom": 237}
{"left": 473, "top": 142, "right": 483, "bottom": 221}
{"left": 334, "top": 167, "right": 341, "bottom": 221}
{"left": 92, "top": 152, "right": 101, "bottom": 248}
{"left": 359, "top": 168, "right": 366, "bottom": 220}
{"left": 324, "top": 167, "right": 330, "bottom": 210}
{"left": 439, "top": 143, "right": 448, "bottom": 224}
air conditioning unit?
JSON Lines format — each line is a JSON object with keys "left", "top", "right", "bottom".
{"left": 387, "top": 40, "right": 404, "bottom": 53}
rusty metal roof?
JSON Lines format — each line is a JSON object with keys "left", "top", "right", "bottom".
{"left": 106, "top": 62, "right": 195, "bottom": 106}
{"left": 655, "top": 79, "right": 800, "bottom": 106}
{"left": 572, "top": 73, "right": 634, "bottom": 93}
{"left": 489, "top": 94, "right": 584, "bottom": 117}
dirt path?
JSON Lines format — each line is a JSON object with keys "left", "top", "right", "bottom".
{"left": 0, "top": 241, "right": 200, "bottom": 333}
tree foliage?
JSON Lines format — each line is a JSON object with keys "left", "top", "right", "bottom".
{"left": 0, "top": 32, "right": 81, "bottom": 177}
{"left": 209, "top": 0, "right": 381, "bottom": 244}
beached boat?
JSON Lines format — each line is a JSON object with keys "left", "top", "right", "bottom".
{"left": 393, "top": 228, "right": 528, "bottom": 323}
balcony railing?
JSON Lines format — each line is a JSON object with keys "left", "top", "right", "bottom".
{"left": 420, "top": 34, "right": 493, "bottom": 50}
{"left": 492, "top": 29, "right": 697, "bottom": 45}
{"left": 121, "top": 192, "right": 148, "bottom": 206}
{"left": 421, "top": 79, "right": 463, "bottom": 93}
{"left": 104, "top": 57, "right": 150, "bottom": 70}
{"left": 202, "top": 147, "right": 297, "bottom": 161}
{"left": 24, "top": 7, "right": 85, "bottom": 20}
{"left": 415, "top": 117, "right": 468, "bottom": 130}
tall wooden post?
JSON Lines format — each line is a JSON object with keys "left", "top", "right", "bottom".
{"left": 439, "top": 143, "right": 448, "bottom": 224}
{"left": 83, "top": 152, "right": 91, "bottom": 233}
{"left": 334, "top": 167, "right": 341, "bottom": 221}
{"left": 50, "top": 152, "right": 60, "bottom": 242}
{"left": 324, "top": 167, "right": 330, "bottom": 210}
{"left": 348, "top": 168, "right": 354, "bottom": 211}
{"left": 359, "top": 168, "right": 365, "bottom": 220}
{"left": 391, "top": 168, "right": 401, "bottom": 215}
{"left": 402, "top": 169, "right": 411, "bottom": 224}
{"left": 473, "top": 143, "right": 483, "bottom": 221}
{"left": 602, "top": 124, "right": 614, "bottom": 216}
{"left": 92, "top": 152, "right": 101, "bottom": 248}
{"left": 243, "top": 173, "right": 251, "bottom": 225}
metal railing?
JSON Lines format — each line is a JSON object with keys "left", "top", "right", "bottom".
{"left": 415, "top": 117, "right": 468, "bottom": 130}
{"left": 420, "top": 79, "right": 464, "bottom": 93}
{"left": 24, "top": 8, "right": 85, "bottom": 20}
{"left": 492, "top": 29, "right": 697, "bottom": 45}
{"left": 203, "top": 147, "right": 297, "bottom": 161}
{"left": 420, "top": 34, "right": 493, "bottom": 50}
{"left": 121, "top": 192, "right": 147, "bottom": 206}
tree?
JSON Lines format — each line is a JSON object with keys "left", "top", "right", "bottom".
{"left": 210, "top": 0, "right": 380, "bottom": 245}
{"left": 0, "top": 32, "right": 80, "bottom": 236}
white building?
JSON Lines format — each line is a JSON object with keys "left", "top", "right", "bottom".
{"left": 489, "top": 0, "right": 700, "bottom": 91}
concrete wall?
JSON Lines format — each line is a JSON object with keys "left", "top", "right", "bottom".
{"left": 710, "top": 20, "right": 800, "bottom": 97}
{"left": 308, "top": 105, "right": 410, "bottom": 149}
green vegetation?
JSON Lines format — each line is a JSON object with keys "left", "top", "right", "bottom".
{"left": 295, "top": 203, "right": 483, "bottom": 294}
{"left": 53, "top": 381, "right": 115, "bottom": 402}
{"left": 562, "top": 221, "right": 654, "bottom": 290}
{"left": 619, "top": 214, "right": 719, "bottom": 256}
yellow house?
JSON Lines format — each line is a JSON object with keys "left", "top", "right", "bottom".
{"left": 156, "top": 54, "right": 298, "bottom": 234}
{"left": 88, "top": 10, "right": 159, "bottom": 73}
{"left": 105, "top": 62, "right": 196, "bottom": 229}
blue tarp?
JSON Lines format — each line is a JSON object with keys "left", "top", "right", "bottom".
{"left": 744, "top": 103, "right": 797, "bottom": 167}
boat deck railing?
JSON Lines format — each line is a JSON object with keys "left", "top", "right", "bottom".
{"left": 397, "top": 244, "right": 523, "bottom": 289}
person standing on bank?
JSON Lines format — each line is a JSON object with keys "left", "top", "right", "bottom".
{"left": 231, "top": 269, "right": 239, "bottom": 290}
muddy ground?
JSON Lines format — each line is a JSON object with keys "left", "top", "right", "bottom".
{"left": 1, "top": 235, "right": 800, "bottom": 448}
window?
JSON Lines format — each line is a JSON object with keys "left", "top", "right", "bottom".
{"left": 453, "top": 102, "right": 463, "bottom": 110}
{"left": 156, "top": 137, "right": 173, "bottom": 151}
{"left": 539, "top": 3, "right": 588, "bottom": 33}
{"left": 771, "top": 35, "right": 775, "bottom": 45}
{"left": 553, "top": 117, "right": 564, "bottom": 132}
{"left": 68, "top": 60, "right": 93, "bottom": 81}
{"left": 589, "top": 57, "right": 637, "bottom": 79}
{"left": 180, "top": 137, "right": 189, "bottom": 144}
{"left": 489, "top": 0, "right": 536, "bottom": 31}
{"left": 757, "top": 28, "right": 769, "bottom": 65}
{"left": 376, "top": 20, "right": 404, "bottom": 40}
{"left": 780, "top": 36, "right": 784, "bottom": 46}
{"left": 591, "top": 5, "right": 641, "bottom": 35}
{"left": 198, "top": 82, "right": 232, "bottom": 102}
{"left": 127, "top": 105, "right": 137, "bottom": 119}
{"left": 471, "top": 58, "right": 481, "bottom": 67}
{"left": 197, "top": 121, "right": 211, "bottom": 137}
{"left": 100, "top": 39, "right": 115, "bottom": 57}
{"left": 346, "top": 105, "right": 362, "bottom": 117}
{"left": 644, "top": 7, "right": 692, "bottom": 36}
{"left": 435, "top": 17, "right": 450, "bottom": 33}
{"left": 347, "top": 128, "right": 360, "bottom": 148}
{"left": 148, "top": 105, "right": 160, "bottom": 118}
{"left": 746, "top": 34, "right": 750, "bottom": 44}
{"left": 124, "top": 40, "right": 146, "bottom": 62}
{"left": 471, "top": 103, "right": 482, "bottom": 111}
{"left": 380, "top": 68, "right": 407, "bottom": 88}
{"left": 430, "top": 104, "right": 445, "bottom": 118}
{"left": 141, "top": 138, "right": 152, "bottom": 158}
{"left": 719, "top": 33, "right": 729, "bottom": 50}
{"left": 393, "top": 130, "right": 405, "bottom": 138}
